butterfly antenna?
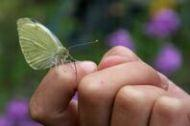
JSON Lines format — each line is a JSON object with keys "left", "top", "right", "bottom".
{"left": 67, "top": 40, "right": 98, "bottom": 82}
{"left": 68, "top": 40, "right": 99, "bottom": 50}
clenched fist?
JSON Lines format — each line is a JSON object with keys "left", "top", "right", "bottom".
{"left": 29, "top": 46, "right": 190, "bottom": 126}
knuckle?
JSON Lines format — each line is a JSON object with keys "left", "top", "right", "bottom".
{"left": 78, "top": 75, "right": 109, "bottom": 103}
{"left": 154, "top": 96, "right": 183, "bottom": 119}
{"left": 133, "top": 62, "right": 160, "bottom": 85}
{"left": 116, "top": 86, "right": 145, "bottom": 111}
{"left": 29, "top": 98, "right": 47, "bottom": 122}
{"left": 29, "top": 98, "right": 56, "bottom": 124}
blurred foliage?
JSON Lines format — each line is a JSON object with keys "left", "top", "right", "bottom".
{"left": 0, "top": 0, "right": 190, "bottom": 110}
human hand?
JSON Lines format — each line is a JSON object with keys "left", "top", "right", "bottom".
{"left": 29, "top": 46, "right": 190, "bottom": 126}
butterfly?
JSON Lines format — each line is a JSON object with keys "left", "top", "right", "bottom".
{"left": 17, "top": 18, "right": 75, "bottom": 70}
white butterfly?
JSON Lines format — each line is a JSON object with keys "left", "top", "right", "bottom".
{"left": 17, "top": 18, "right": 73, "bottom": 70}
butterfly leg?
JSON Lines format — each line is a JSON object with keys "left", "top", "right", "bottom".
{"left": 64, "top": 58, "right": 78, "bottom": 83}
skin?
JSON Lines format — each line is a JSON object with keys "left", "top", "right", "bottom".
{"left": 29, "top": 46, "right": 190, "bottom": 126}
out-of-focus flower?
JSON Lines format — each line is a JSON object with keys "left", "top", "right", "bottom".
{"left": 19, "top": 120, "right": 42, "bottom": 126}
{"left": 155, "top": 43, "right": 182, "bottom": 75}
{"left": 0, "top": 117, "right": 12, "bottom": 126}
{"left": 108, "top": 2, "right": 126, "bottom": 17}
{"left": 146, "top": 9, "right": 180, "bottom": 38}
{"left": 149, "top": 0, "right": 176, "bottom": 15}
{"left": 106, "top": 29, "right": 135, "bottom": 50}
{"left": 3, "top": 98, "right": 42, "bottom": 125}
{"left": 6, "top": 99, "right": 29, "bottom": 121}
{"left": 73, "top": 92, "right": 78, "bottom": 101}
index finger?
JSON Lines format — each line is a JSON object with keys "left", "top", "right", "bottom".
{"left": 29, "top": 61, "right": 97, "bottom": 125}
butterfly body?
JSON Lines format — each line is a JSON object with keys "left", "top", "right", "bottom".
{"left": 17, "top": 18, "right": 71, "bottom": 70}
{"left": 54, "top": 47, "right": 70, "bottom": 65}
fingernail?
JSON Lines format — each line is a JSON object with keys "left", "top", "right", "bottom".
{"left": 80, "top": 61, "right": 97, "bottom": 73}
{"left": 158, "top": 72, "right": 169, "bottom": 90}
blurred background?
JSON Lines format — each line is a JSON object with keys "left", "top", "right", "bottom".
{"left": 0, "top": 0, "right": 190, "bottom": 125}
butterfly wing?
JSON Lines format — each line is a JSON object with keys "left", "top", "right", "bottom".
{"left": 17, "top": 18, "right": 65, "bottom": 70}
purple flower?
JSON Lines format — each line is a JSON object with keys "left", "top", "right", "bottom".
{"left": 106, "top": 29, "right": 135, "bottom": 50}
{"left": 72, "top": 92, "right": 78, "bottom": 101}
{"left": 18, "top": 120, "right": 42, "bottom": 126}
{"left": 6, "top": 99, "right": 29, "bottom": 121}
{"left": 0, "top": 117, "right": 13, "bottom": 126}
{"left": 146, "top": 9, "right": 180, "bottom": 38}
{"left": 155, "top": 43, "right": 182, "bottom": 75}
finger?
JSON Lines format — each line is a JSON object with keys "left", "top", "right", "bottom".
{"left": 111, "top": 85, "right": 166, "bottom": 126}
{"left": 29, "top": 61, "right": 97, "bottom": 125}
{"left": 157, "top": 72, "right": 189, "bottom": 98}
{"left": 98, "top": 46, "right": 168, "bottom": 90}
{"left": 78, "top": 61, "right": 165, "bottom": 126}
{"left": 98, "top": 46, "right": 139, "bottom": 70}
{"left": 102, "top": 46, "right": 138, "bottom": 59}
{"left": 150, "top": 96, "right": 190, "bottom": 126}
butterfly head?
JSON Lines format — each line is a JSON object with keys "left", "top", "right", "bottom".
{"left": 55, "top": 47, "right": 69, "bottom": 61}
